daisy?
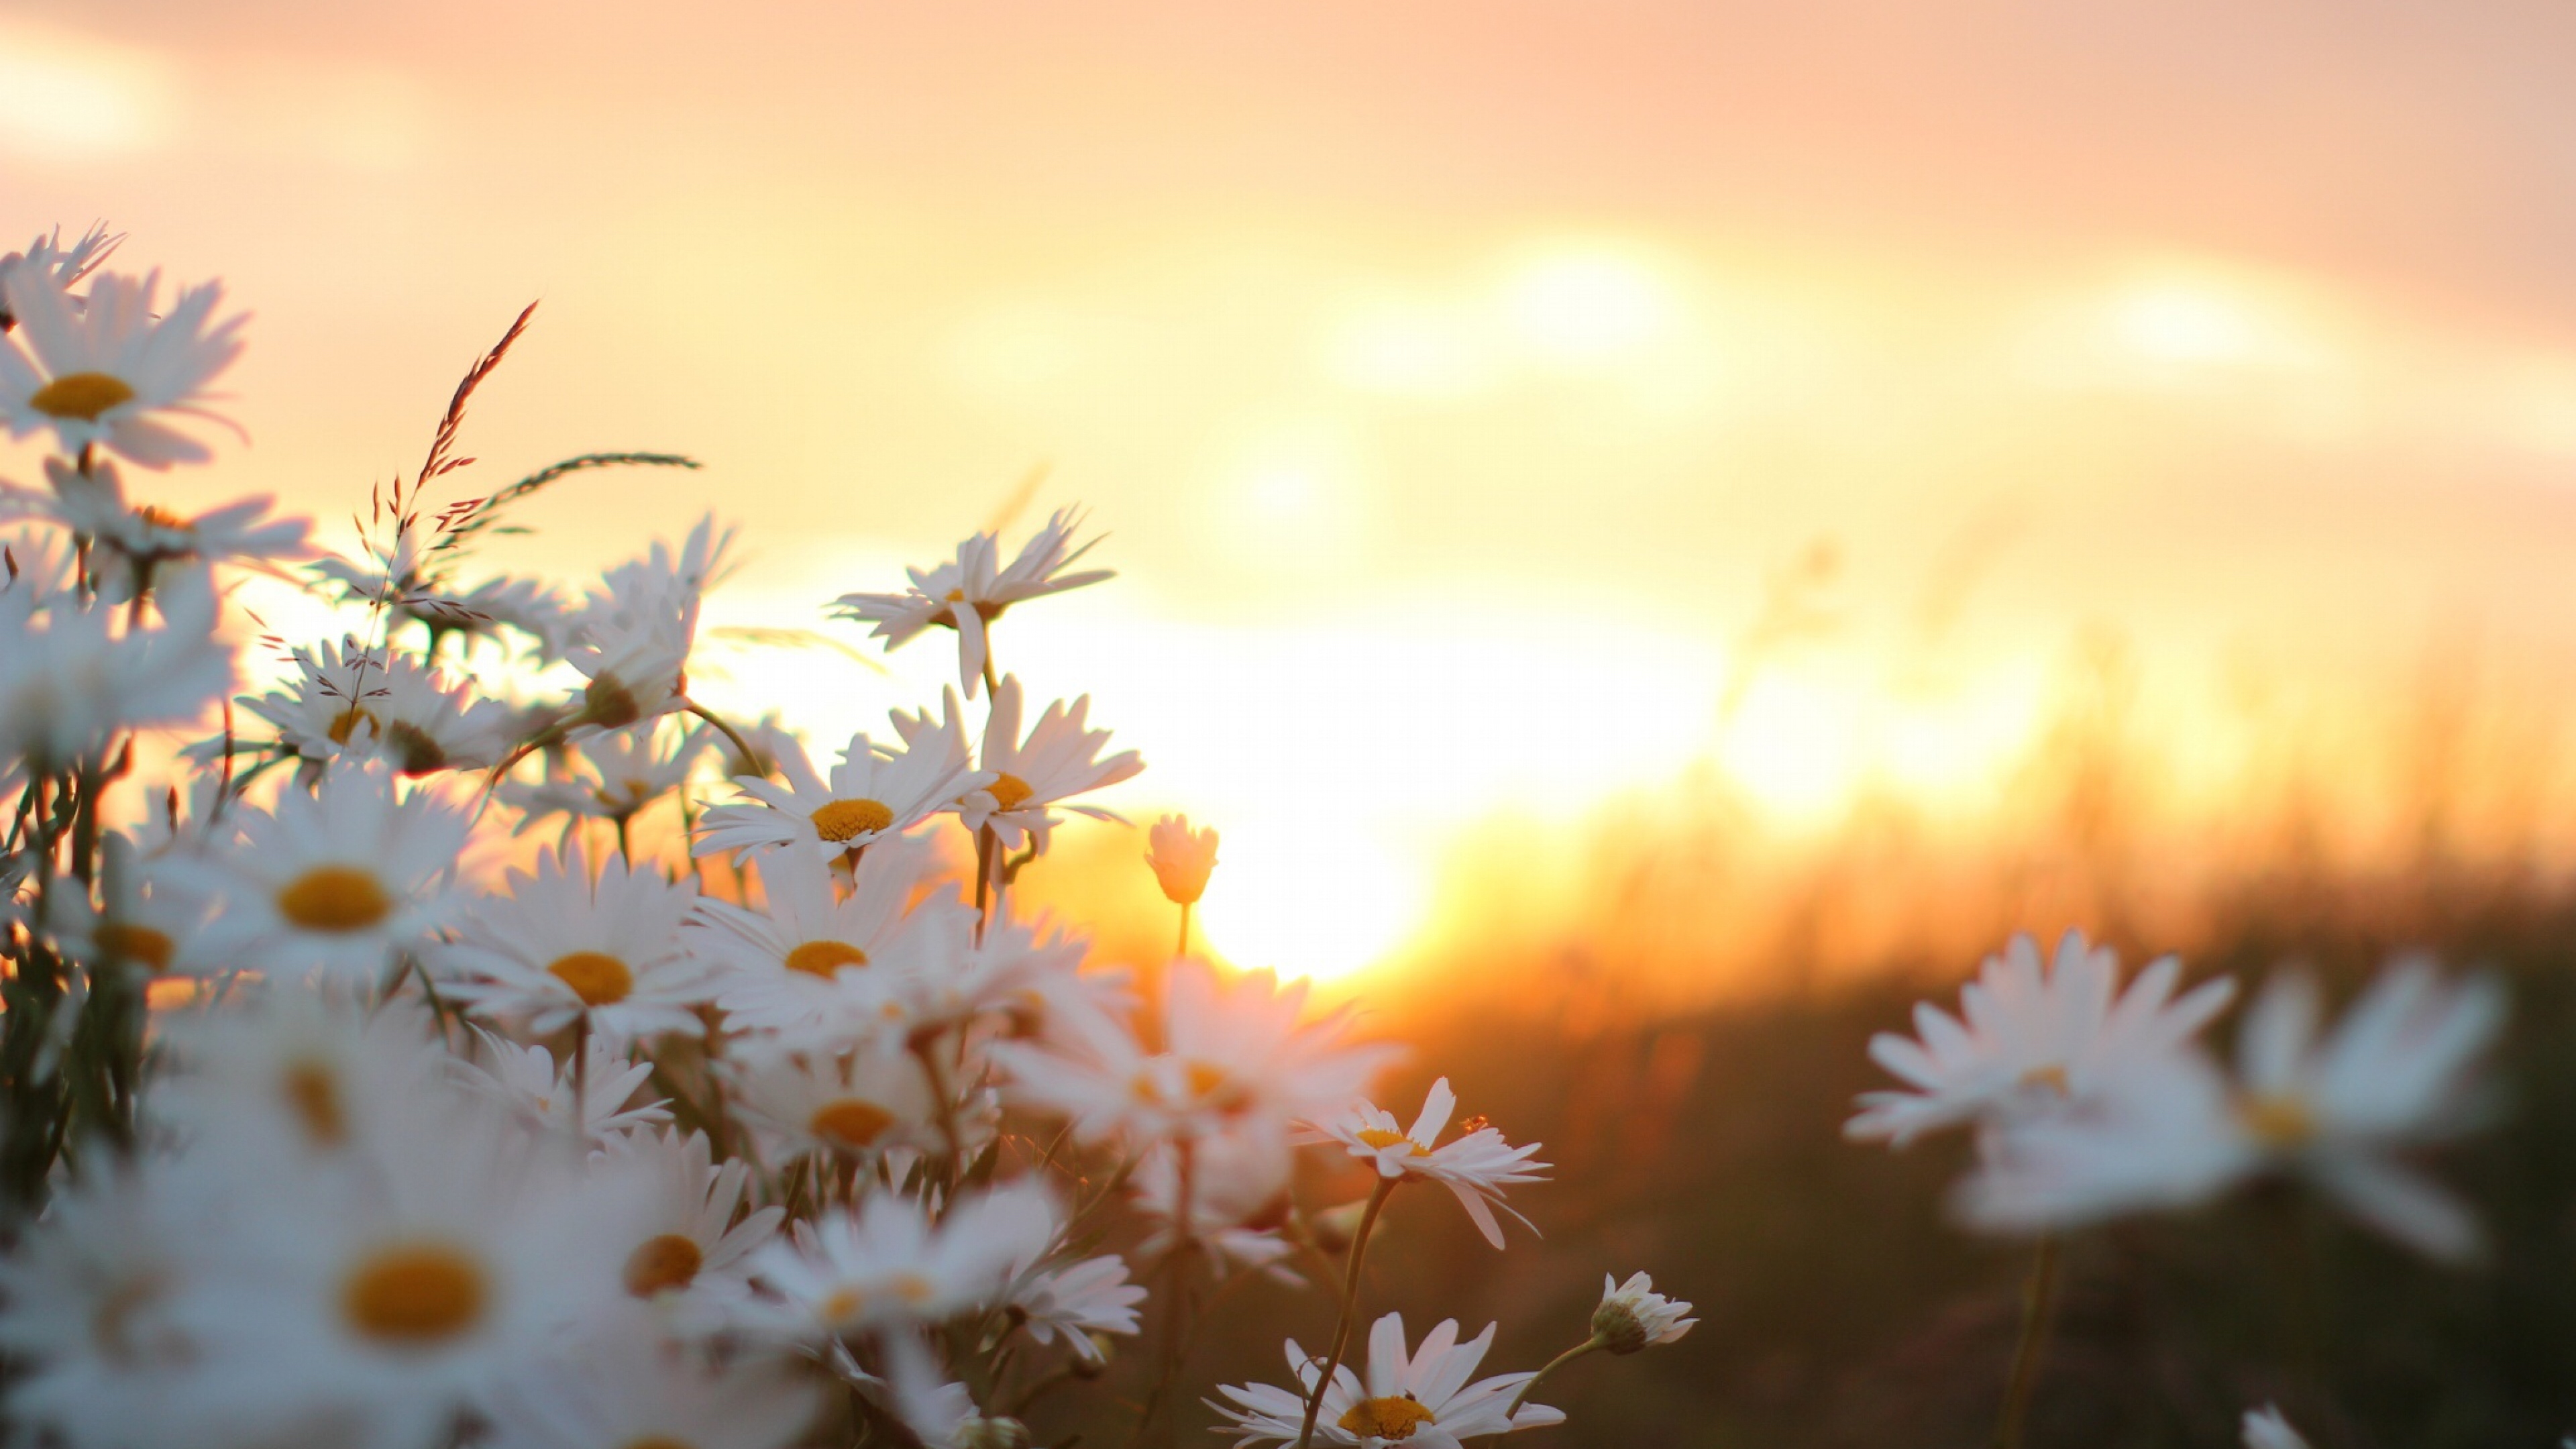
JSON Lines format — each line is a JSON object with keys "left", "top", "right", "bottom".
{"left": 945, "top": 676, "right": 1142, "bottom": 854}
{"left": 0, "top": 453, "right": 309, "bottom": 598}
{"left": 312, "top": 531, "right": 574, "bottom": 659}
{"left": 1958, "top": 958, "right": 2506, "bottom": 1260}
{"left": 1211, "top": 1312, "right": 1564, "bottom": 1448}
{"left": 0, "top": 222, "right": 123, "bottom": 330}
{"left": 233, "top": 636, "right": 519, "bottom": 775}
{"left": 694, "top": 833, "right": 969, "bottom": 1036}
{"left": 1145, "top": 812, "right": 1220, "bottom": 906}
{"left": 2243, "top": 1405, "right": 2310, "bottom": 1449}
{"left": 0, "top": 264, "right": 247, "bottom": 468}
{"left": 152, "top": 994, "right": 454, "bottom": 1163}
{"left": 859, "top": 909, "right": 1099, "bottom": 1041}
{"left": 437, "top": 841, "right": 714, "bottom": 1046}
{"left": 561, "top": 515, "right": 733, "bottom": 731}
{"left": 1006, "top": 1253, "right": 1145, "bottom": 1362}
{"left": 692, "top": 727, "right": 983, "bottom": 866}
{"left": 482, "top": 1313, "right": 819, "bottom": 1449}
{"left": 1310, "top": 1079, "right": 1549, "bottom": 1250}
{"left": 1132, "top": 1128, "right": 1298, "bottom": 1276}
{"left": 591, "top": 1128, "right": 785, "bottom": 1331}
{"left": 175, "top": 757, "right": 471, "bottom": 983}
{"left": 720, "top": 1040, "right": 946, "bottom": 1161}
{"left": 500, "top": 718, "right": 705, "bottom": 830}
{"left": 1845, "top": 929, "right": 2235, "bottom": 1146}
{"left": 453, "top": 1028, "right": 672, "bottom": 1144}
{"left": 0, "top": 559, "right": 230, "bottom": 769}
{"left": 741, "top": 1182, "right": 1054, "bottom": 1340}
{"left": 40, "top": 833, "right": 226, "bottom": 980}
{"left": 1590, "top": 1273, "right": 1695, "bottom": 1355}
{"left": 828, "top": 506, "right": 1112, "bottom": 698}
{"left": 990, "top": 959, "right": 1399, "bottom": 1146}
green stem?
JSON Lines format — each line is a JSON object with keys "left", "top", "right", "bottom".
{"left": 684, "top": 700, "right": 765, "bottom": 777}
{"left": 1992, "top": 1232, "right": 2063, "bottom": 1449}
{"left": 1294, "top": 1177, "right": 1397, "bottom": 1449}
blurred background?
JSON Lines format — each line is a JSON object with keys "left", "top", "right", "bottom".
{"left": 10, "top": 2, "right": 2576, "bottom": 1441}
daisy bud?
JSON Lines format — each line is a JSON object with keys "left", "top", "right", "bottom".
{"left": 1590, "top": 1272, "right": 1697, "bottom": 1356}
{"left": 1144, "top": 814, "right": 1218, "bottom": 906}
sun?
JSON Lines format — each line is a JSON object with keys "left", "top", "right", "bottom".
{"left": 1193, "top": 819, "right": 1425, "bottom": 985}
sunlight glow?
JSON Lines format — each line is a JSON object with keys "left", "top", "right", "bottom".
{"left": 0, "top": 19, "right": 174, "bottom": 159}
{"left": 1501, "top": 246, "right": 1675, "bottom": 366}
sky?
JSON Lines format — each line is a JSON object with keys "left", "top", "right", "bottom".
{"left": 11, "top": 1, "right": 2576, "bottom": 981}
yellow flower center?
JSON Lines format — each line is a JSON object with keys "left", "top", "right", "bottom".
{"left": 94, "top": 922, "right": 174, "bottom": 973}
{"left": 276, "top": 866, "right": 394, "bottom": 933}
{"left": 547, "top": 951, "right": 634, "bottom": 1007}
{"left": 2019, "top": 1063, "right": 2070, "bottom": 1095}
{"left": 29, "top": 371, "right": 136, "bottom": 422}
{"left": 892, "top": 1273, "right": 935, "bottom": 1303}
{"left": 811, "top": 798, "right": 894, "bottom": 843}
{"left": 582, "top": 676, "right": 644, "bottom": 729}
{"left": 1355, "top": 1128, "right": 1430, "bottom": 1157}
{"left": 820, "top": 1286, "right": 865, "bottom": 1323}
{"left": 282, "top": 1060, "right": 347, "bottom": 1146}
{"left": 1339, "top": 1395, "right": 1436, "bottom": 1440}
{"left": 784, "top": 939, "right": 869, "bottom": 977}
{"left": 327, "top": 706, "right": 378, "bottom": 745}
{"left": 623, "top": 1233, "right": 704, "bottom": 1297}
{"left": 986, "top": 772, "right": 1034, "bottom": 811}
{"left": 382, "top": 720, "right": 447, "bottom": 775}
{"left": 132, "top": 502, "right": 191, "bottom": 532}
{"left": 1132, "top": 1059, "right": 1250, "bottom": 1112}
{"left": 341, "top": 1244, "right": 487, "bottom": 1346}
{"left": 809, "top": 1097, "right": 897, "bottom": 1149}
{"left": 2240, "top": 1092, "right": 2317, "bottom": 1149}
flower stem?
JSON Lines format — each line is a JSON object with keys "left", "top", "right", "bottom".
{"left": 1504, "top": 1337, "right": 1602, "bottom": 1421}
{"left": 1991, "top": 1232, "right": 2062, "bottom": 1449}
{"left": 1177, "top": 900, "right": 1192, "bottom": 959}
{"left": 684, "top": 700, "right": 763, "bottom": 777}
{"left": 1293, "top": 1176, "right": 1397, "bottom": 1449}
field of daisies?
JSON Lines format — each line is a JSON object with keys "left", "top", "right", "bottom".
{"left": 0, "top": 225, "right": 2563, "bottom": 1449}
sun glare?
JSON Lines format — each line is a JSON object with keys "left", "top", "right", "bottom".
{"left": 1501, "top": 245, "right": 1676, "bottom": 366}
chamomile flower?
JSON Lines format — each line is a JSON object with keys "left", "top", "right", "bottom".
{"left": 1212, "top": 1313, "right": 1564, "bottom": 1448}
{"left": 991, "top": 959, "right": 1399, "bottom": 1146}
{"left": 592, "top": 1128, "right": 784, "bottom": 1330}
{"left": 1845, "top": 929, "right": 2235, "bottom": 1146}
{"left": 1312, "top": 1079, "right": 1548, "bottom": 1250}
{"left": 152, "top": 994, "right": 453, "bottom": 1163}
{"left": 1006, "top": 1253, "right": 1145, "bottom": 1361}
{"left": 1145, "top": 812, "right": 1219, "bottom": 906}
{"left": 0, "top": 454, "right": 309, "bottom": 598}
{"left": 500, "top": 720, "right": 706, "bottom": 830}
{"left": 693, "top": 727, "right": 982, "bottom": 866}
{"left": 437, "top": 841, "right": 714, "bottom": 1046}
{"left": 453, "top": 1028, "right": 672, "bottom": 1144}
{"left": 945, "top": 676, "right": 1141, "bottom": 853}
{"left": 828, "top": 506, "right": 1112, "bottom": 698}
{"left": 0, "top": 265, "right": 247, "bottom": 468}
{"left": 743, "top": 1182, "right": 1055, "bottom": 1339}
{"left": 482, "top": 1314, "right": 820, "bottom": 1449}
{"left": 695, "top": 833, "right": 966, "bottom": 1036}
{"left": 231, "top": 636, "right": 519, "bottom": 775}
{"left": 0, "top": 559, "right": 229, "bottom": 769}
{"left": 720, "top": 1040, "right": 946, "bottom": 1161}
{"left": 1133, "top": 1127, "right": 1298, "bottom": 1275}
{"left": 0, "top": 222, "right": 123, "bottom": 329}
{"left": 1590, "top": 1273, "right": 1695, "bottom": 1354}
{"left": 1958, "top": 957, "right": 2505, "bottom": 1260}
{"left": 560, "top": 516, "right": 733, "bottom": 731}
{"left": 38, "top": 831, "right": 225, "bottom": 979}
{"left": 2243, "top": 1405, "right": 2310, "bottom": 1449}
{"left": 176, "top": 757, "right": 470, "bottom": 983}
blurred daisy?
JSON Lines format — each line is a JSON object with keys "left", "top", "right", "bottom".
{"left": 1006, "top": 1253, "right": 1145, "bottom": 1362}
{"left": 828, "top": 506, "right": 1112, "bottom": 698}
{"left": 177, "top": 757, "right": 470, "bottom": 983}
{"left": 1959, "top": 957, "right": 2505, "bottom": 1260}
{"left": 693, "top": 727, "right": 982, "bottom": 866}
{"left": 438, "top": 841, "right": 714, "bottom": 1046}
{"left": 1146, "top": 812, "right": 1220, "bottom": 906}
{"left": 453, "top": 1029, "right": 672, "bottom": 1144}
{"left": 2242, "top": 1405, "right": 2310, "bottom": 1449}
{"left": 945, "top": 676, "right": 1142, "bottom": 854}
{"left": 0, "top": 454, "right": 309, "bottom": 598}
{"left": 0, "top": 222, "right": 123, "bottom": 330}
{"left": 0, "top": 265, "right": 247, "bottom": 468}
{"left": 593, "top": 1128, "right": 784, "bottom": 1330}
{"left": 154, "top": 995, "right": 453, "bottom": 1163}
{"left": 696, "top": 834, "right": 965, "bottom": 1036}
{"left": 1845, "top": 929, "right": 2235, "bottom": 1146}
{"left": 39, "top": 831, "right": 225, "bottom": 980}
{"left": 743, "top": 1182, "right": 1053, "bottom": 1339}
{"left": 1133, "top": 1127, "right": 1298, "bottom": 1276}
{"left": 232, "top": 636, "right": 519, "bottom": 776}
{"left": 721, "top": 1040, "right": 945, "bottom": 1161}
{"left": 313, "top": 530, "right": 573, "bottom": 659}
{"left": 482, "top": 1314, "right": 819, "bottom": 1449}
{"left": 562, "top": 516, "right": 734, "bottom": 731}
{"left": 1311, "top": 1078, "right": 1548, "bottom": 1250}
{"left": 1212, "top": 1313, "right": 1564, "bottom": 1448}
{"left": 500, "top": 720, "right": 705, "bottom": 830}
{"left": 0, "top": 561, "right": 229, "bottom": 769}
{"left": 1591, "top": 1273, "right": 1695, "bottom": 1354}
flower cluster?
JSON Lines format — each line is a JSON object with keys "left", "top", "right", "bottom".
{"left": 0, "top": 226, "right": 1692, "bottom": 1449}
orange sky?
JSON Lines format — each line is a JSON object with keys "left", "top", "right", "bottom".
{"left": 12, "top": 1, "right": 2576, "bottom": 980}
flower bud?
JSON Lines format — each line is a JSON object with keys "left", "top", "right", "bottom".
{"left": 1144, "top": 814, "right": 1218, "bottom": 906}
{"left": 1591, "top": 1271, "right": 1696, "bottom": 1356}
{"left": 1591, "top": 1297, "right": 1652, "bottom": 1356}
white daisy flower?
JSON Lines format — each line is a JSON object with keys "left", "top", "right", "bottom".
{"left": 231, "top": 635, "right": 520, "bottom": 775}
{"left": 1846, "top": 928, "right": 2235, "bottom": 1146}
{"left": 592, "top": 1128, "right": 786, "bottom": 1331}
{"left": 1006, "top": 1253, "right": 1144, "bottom": 1362}
{"left": 0, "top": 264, "right": 247, "bottom": 468}
{"left": 2242, "top": 1405, "right": 2311, "bottom": 1449}
{"left": 482, "top": 1312, "right": 820, "bottom": 1449}
{"left": 437, "top": 841, "right": 714, "bottom": 1046}
{"left": 1959, "top": 957, "right": 2506, "bottom": 1260}
{"left": 152, "top": 994, "right": 454, "bottom": 1163}
{"left": 720, "top": 1040, "right": 946, "bottom": 1161}
{"left": 828, "top": 506, "right": 1112, "bottom": 698}
{"left": 37, "top": 830, "right": 226, "bottom": 980}
{"left": 175, "top": 757, "right": 470, "bottom": 983}
{"left": 741, "top": 1181, "right": 1054, "bottom": 1339}
{"left": 0, "top": 454, "right": 309, "bottom": 598}
{"left": 858, "top": 909, "right": 1099, "bottom": 1042}
{"left": 561, "top": 515, "right": 733, "bottom": 731}
{"left": 500, "top": 719, "right": 706, "bottom": 828}
{"left": 991, "top": 959, "right": 1399, "bottom": 1146}
{"left": 312, "top": 531, "right": 574, "bottom": 659}
{"left": 453, "top": 1028, "right": 672, "bottom": 1144}
{"left": 1591, "top": 1272, "right": 1695, "bottom": 1354}
{"left": 1311, "top": 1078, "right": 1549, "bottom": 1250}
{"left": 942, "top": 676, "right": 1142, "bottom": 854}
{"left": 1133, "top": 1127, "right": 1298, "bottom": 1276}
{"left": 0, "top": 558, "right": 230, "bottom": 769}
{"left": 1212, "top": 1312, "right": 1566, "bottom": 1448}
{"left": 0, "top": 222, "right": 123, "bottom": 330}
{"left": 692, "top": 727, "right": 983, "bottom": 866}
{"left": 1145, "top": 812, "right": 1220, "bottom": 906}
{"left": 695, "top": 833, "right": 967, "bottom": 1036}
